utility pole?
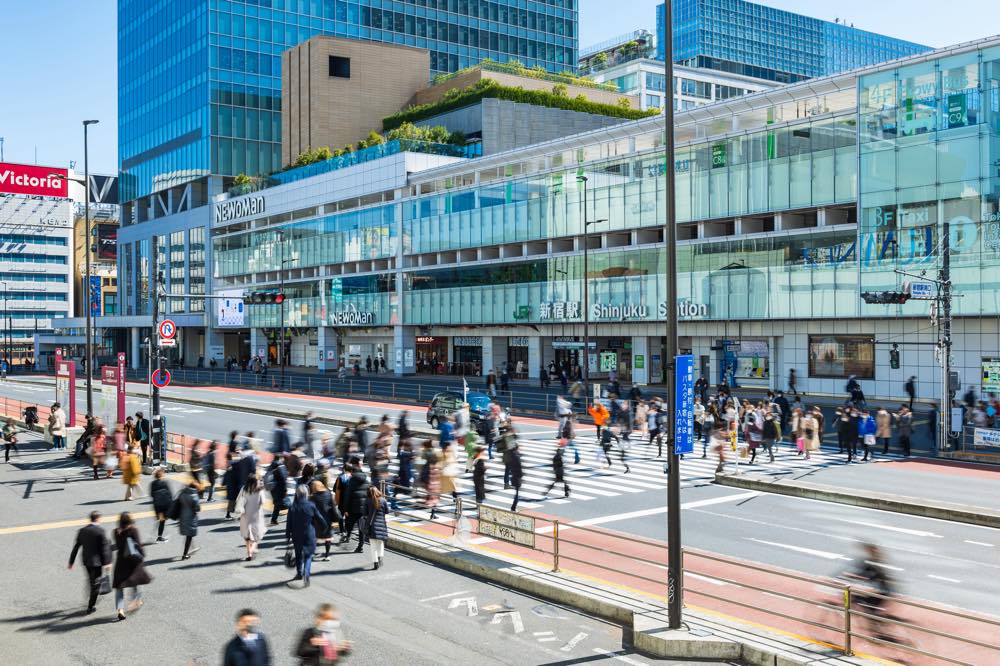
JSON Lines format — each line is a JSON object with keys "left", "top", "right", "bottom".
{"left": 278, "top": 229, "right": 286, "bottom": 387}
{"left": 663, "top": 1, "right": 683, "bottom": 630}
{"left": 151, "top": 271, "right": 163, "bottom": 462}
{"left": 939, "top": 221, "right": 952, "bottom": 452}
{"left": 82, "top": 119, "right": 99, "bottom": 416}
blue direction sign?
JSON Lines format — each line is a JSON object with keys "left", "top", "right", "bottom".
{"left": 151, "top": 368, "right": 171, "bottom": 389}
{"left": 674, "top": 354, "right": 694, "bottom": 455}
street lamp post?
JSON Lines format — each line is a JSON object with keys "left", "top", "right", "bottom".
{"left": 576, "top": 175, "right": 606, "bottom": 401}
{"left": 662, "top": 2, "right": 684, "bottom": 630}
{"left": 277, "top": 229, "right": 286, "bottom": 386}
{"left": 1, "top": 281, "right": 8, "bottom": 369}
{"left": 82, "top": 119, "right": 99, "bottom": 415}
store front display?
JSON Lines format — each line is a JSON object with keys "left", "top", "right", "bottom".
{"left": 809, "top": 335, "right": 875, "bottom": 378}
{"left": 416, "top": 336, "right": 446, "bottom": 373}
{"left": 508, "top": 336, "right": 529, "bottom": 378}
{"left": 453, "top": 335, "right": 483, "bottom": 375}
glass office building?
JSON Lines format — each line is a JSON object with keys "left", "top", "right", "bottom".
{"left": 656, "top": 0, "right": 928, "bottom": 83}
{"left": 118, "top": 0, "right": 579, "bottom": 201}
{"left": 200, "top": 36, "right": 1000, "bottom": 404}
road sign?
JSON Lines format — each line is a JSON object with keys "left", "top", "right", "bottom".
{"left": 159, "top": 337, "right": 177, "bottom": 347}
{"left": 151, "top": 368, "right": 171, "bottom": 389}
{"left": 674, "top": 354, "right": 694, "bottom": 455}
{"left": 910, "top": 282, "right": 935, "bottom": 300}
{"left": 158, "top": 319, "right": 177, "bottom": 339}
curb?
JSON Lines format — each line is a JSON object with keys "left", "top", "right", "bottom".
{"left": 715, "top": 472, "right": 1000, "bottom": 529}
{"left": 386, "top": 527, "right": 871, "bottom": 665}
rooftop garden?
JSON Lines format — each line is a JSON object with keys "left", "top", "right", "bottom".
{"left": 383, "top": 78, "right": 658, "bottom": 131}
{"left": 432, "top": 58, "right": 619, "bottom": 92}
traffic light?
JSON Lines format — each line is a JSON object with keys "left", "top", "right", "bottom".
{"left": 889, "top": 344, "right": 900, "bottom": 369}
{"left": 860, "top": 291, "right": 910, "bottom": 304}
{"left": 247, "top": 291, "right": 285, "bottom": 305}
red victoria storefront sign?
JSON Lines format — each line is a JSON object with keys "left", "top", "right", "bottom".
{"left": 0, "top": 162, "right": 68, "bottom": 197}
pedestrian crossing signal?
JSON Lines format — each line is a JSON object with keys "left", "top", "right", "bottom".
{"left": 248, "top": 291, "right": 285, "bottom": 305}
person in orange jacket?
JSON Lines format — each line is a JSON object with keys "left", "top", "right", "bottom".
{"left": 587, "top": 401, "right": 610, "bottom": 441}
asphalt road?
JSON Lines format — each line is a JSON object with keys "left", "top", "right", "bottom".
{"left": 4, "top": 378, "right": 998, "bottom": 616}
{"left": 0, "top": 435, "right": 714, "bottom": 666}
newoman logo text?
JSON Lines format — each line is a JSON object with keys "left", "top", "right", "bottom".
{"left": 215, "top": 195, "right": 265, "bottom": 222}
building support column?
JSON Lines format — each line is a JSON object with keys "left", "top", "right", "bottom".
{"left": 481, "top": 336, "right": 495, "bottom": 376}
{"left": 316, "top": 327, "right": 338, "bottom": 372}
{"left": 631, "top": 336, "right": 649, "bottom": 385}
{"left": 250, "top": 328, "right": 265, "bottom": 363}
{"left": 204, "top": 329, "right": 224, "bottom": 366}
{"left": 393, "top": 325, "right": 416, "bottom": 376}
{"left": 130, "top": 327, "right": 141, "bottom": 370}
{"left": 527, "top": 336, "right": 541, "bottom": 379}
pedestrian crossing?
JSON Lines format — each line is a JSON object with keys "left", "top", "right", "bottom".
{"left": 380, "top": 435, "right": 904, "bottom": 515}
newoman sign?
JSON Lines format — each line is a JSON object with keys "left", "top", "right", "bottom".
{"left": 0, "top": 162, "right": 68, "bottom": 197}
{"left": 215, "top": 194, "right": 265, "bottom": 222}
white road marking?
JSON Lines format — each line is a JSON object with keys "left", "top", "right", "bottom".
{"left": 686, "top": 572, "right": 727, "bottom": 586}
{"left": 538, "top": 637, "right": 561, "bottom": 642}
{"left": 491, "top": 610, "right": 524, "bottom": 633}
{"left": 592, "top": 647, "right": 648, "bottom": 665}
{"left": 447, "top": 596, "right": 478, "bottom": 616}
{"left": 927, "top": 574, "right": 961, "bottom": 583}
{"left": 964, "top": 540, "right": 995, "bottom": 547}
{"left": 865, "top": 560, "right": 904, "bottom": 572}
{"left": 829, "top": 517, "right": 942, "bottom": 538}
{"left": 561, "top": 632, "right": 588, "bottom": 651}
{"left": 537, "top": 490, "right": 762, "bottom": 530}
{"left": 681, "top": 491, "right": 760, "bottom": 509}
{"left": 533, "top": 631, "right": 554, "bottom": 636}
{"left": 747, "top": 538, "right": 851, "bottom": 561}
{"left": 419, "top": 590, "right": 471, "bottom": 602}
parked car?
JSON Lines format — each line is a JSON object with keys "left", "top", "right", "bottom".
{"left": 426, "top": 390, "right": 511, "bottom": 431}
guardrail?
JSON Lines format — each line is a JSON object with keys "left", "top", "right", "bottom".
{"left": 412, "top": 495, "right": 1000, "bottom": 666}
{"left": 121, "top": 367, "right": 606, "bottom": 417}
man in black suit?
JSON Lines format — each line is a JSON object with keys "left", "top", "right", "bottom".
{"left": 135, "top": 411, "right": 151, "bottom": 464}
{"left": 68, "top": 511, "right": 111, "bottom": 614}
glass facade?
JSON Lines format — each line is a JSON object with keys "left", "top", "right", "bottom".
{"left": 120, "top": 0, "right": 579, "bottom": 200}
{"left": 859, "top": 45, "right": 1000, "bottom": 317}
{"left": 656, "top": 0, "right": 928, "bottom": 82}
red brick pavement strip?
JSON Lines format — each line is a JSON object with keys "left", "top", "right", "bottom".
{"left": 391, "top": 506, "right": 1000, "bottom": 666}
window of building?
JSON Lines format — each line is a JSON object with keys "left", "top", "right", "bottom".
{"left": 646, "top": 94, "right": 662, "bottom": 109}
{"left": 808, "top": 335, "right": 875, "bottom": 379}
{"left": 329, "top": 55, "right": 351, "bottom": 78}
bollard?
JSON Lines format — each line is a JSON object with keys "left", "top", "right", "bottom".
{"left": 843, "top": 585, "right": 852, "bottom": 656}
{"left": 552, "top": 520, "right": 561, "bottom": 572}
{"left": 453, "top": 497, "right": 463, "bottom": 534}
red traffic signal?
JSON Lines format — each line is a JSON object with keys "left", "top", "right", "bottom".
{"left": 248, "top": 291, "right": 285, "bottom": 305}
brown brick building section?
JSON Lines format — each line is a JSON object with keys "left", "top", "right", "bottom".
{"left": 282, "top": 36, "right": 430, "bottom": 167}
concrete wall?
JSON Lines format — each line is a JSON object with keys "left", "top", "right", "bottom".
{"left": 282, "top": 36, "right": 430, "bottom": 166}
{"left": 416, "top": 98, "right": 633, "bottom": 155}
{"left": 410, "top": 68, "right": 637, "bottom": 109}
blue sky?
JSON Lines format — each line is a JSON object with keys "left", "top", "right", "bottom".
{"left": 0, "top": 1, "right": 997, "bottom": 175}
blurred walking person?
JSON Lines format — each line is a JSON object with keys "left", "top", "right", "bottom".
{"left": 238, "top": 474, "right": 268, "bottom": 561}
{"left": 111, "top": 512, "right": 151, "bottom": 621}
{"left": 545, "top": 441, "right": 570, "bottom": 498}
{"left": 90, "top": 424, "right": 109, "bottom": 480}
{"left": 48, "top": 402, "right": 67, "bottom": 451}
{"left": 364, "top": 485, "right": 389, "bottom": 569}
{"left": 472, "top": 445, "right": 487, "bottom": 504}
{"left": 189, "top": 440, "right": 204, "bottom": 494}
{"left": 894, "top": 406, "right": 912, "bottom": 456}
{"left": 3, "top": 418, "right": 18, "bottom": 463}
{"left": 134, "top": 411, "right": 150, "bottom": 464}
{"left": 68, "top": 511, "right": 111, "bottom": 614}
{"left": 506, "top": 440, "right": 524, "bottom": 511}
{"left": 265, "top": 456, "right": 289, "bottom": 526}
{"left": 310, "top": 479, "right": 338, "bottom": 562}
{"left": 287, "top": 485, "right": 325, "bottom": 588}
{"left": 341, "top": 458, "right": 370, "bottom": 552}
{"left": 223, "top": 609, "right": 271, "bottom": 666}
{"left": 122, "top": 447, "right": 143, "bottom": 500}
{"left": 204, "top": 440, "right": 219, "bottom": 501}
{"left": 295, "top": 603, "right": 352, "bottom": 665}
{"left": 150, "top": 468, "right": 173, "bottom": 543}
{"left": 177, "top": 480, "right": 201, "bottom": 559}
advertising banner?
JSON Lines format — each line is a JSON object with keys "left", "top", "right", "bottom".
{"left": 99, "top": 353, "right": 126, "bottom": 429}
{"left": 54, "top": 349, "right": 76, "bottom": 426}
{"left": 89, "top": 275, "right": 102, "bottom": 314}
{"left": 0, "top": 162, "right": 68, "bottom": 197}
{"left": 216, "top": 289, "right": 245, "bottom": 327}
{"left": 674, "top": 354, "right": 694, "bottom": 455}
{"left": 96, "top": 224, "right": 118, "bottom": 260}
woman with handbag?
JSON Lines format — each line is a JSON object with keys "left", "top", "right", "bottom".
{"left": 363, "top": 485, "right": 389, "bottom": 570}
{"left": 238, "top": 474, "right": 267, "bottom": 562}
{"left": 112, "top": 512, "right": 151, "bottom": 621}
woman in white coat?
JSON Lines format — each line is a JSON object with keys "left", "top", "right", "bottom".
{"left": 237, "top": 474, "right": 267, "bottom": 561}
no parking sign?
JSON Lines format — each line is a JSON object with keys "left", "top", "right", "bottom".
{"left": 151, "top": 368, "right": 171, "bottom": 389}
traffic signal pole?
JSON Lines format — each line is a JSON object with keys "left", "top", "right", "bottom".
{"left": 151, "top": 272, "right": 163, "bottom": 463}
{"left": 939, "top": 221, "right": 953, "bottom": 452}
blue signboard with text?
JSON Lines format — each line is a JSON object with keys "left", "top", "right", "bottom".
{"left": 674, "top": 354, "right": 694, "bottom": 455}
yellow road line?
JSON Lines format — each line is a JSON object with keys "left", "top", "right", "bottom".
{"left": 0, "top": 501, "right": 228, "bottom": 536}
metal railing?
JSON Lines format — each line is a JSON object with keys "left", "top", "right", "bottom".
{"left": 420, "top": 496, "right": 1000, "bottom": 666}
{"left": 121, "top": 366, "right": 607, "bottom": 417}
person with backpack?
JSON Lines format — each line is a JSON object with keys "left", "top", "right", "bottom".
{"left": 150, "top": 468, "right": 173, "bottom": 543}
{"left": 761, "top": 413, "right": 779, "bottom": 463}
{"left": 599, "top": 426, "right": 630, "bottom": 473}
{"left": 559, "top": 412, "right": 581, "bottom": 465}
{"left": 265, "top": 457, "right": 289, "bottom": 526}
{"left": 545, "top": 441, "right": 570, "bottom": 498}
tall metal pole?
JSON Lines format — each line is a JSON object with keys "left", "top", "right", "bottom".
{"left": 663, "top": 2, "right": 684, "bottom": 630}
{"left": 580, "top": 176, "right": 590, "bottom": 399}
{"left": 2, "top": 282, "right": 8, "bottom": 370}
{"left": 279, "top": 230, "right": 286, "bottom": 387}
{"left": 82, "top": 119, "right": 99, "bottom": 415}
{"left": 939, "top": 221, "right": 952, "bottom": 452}
{"left": 152, "top": 271, "right": 162, "bottom": 462}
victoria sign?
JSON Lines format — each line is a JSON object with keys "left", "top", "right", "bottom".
{"left": 0, "top": 162, "right": 68, "bottom": 197}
